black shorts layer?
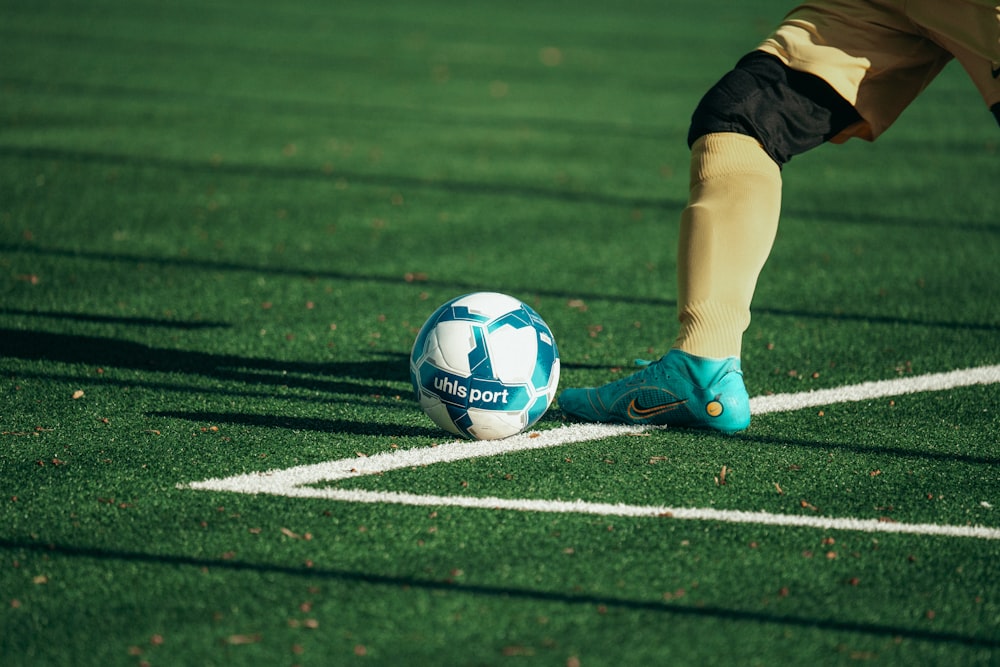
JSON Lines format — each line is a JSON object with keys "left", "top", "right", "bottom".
{"left": 688, "top": 51, "right": 863, "bottom": 166}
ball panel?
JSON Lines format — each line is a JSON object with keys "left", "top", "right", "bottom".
{"left": 531, "top": 344, "right": 559, "bottom": 390}
{"left": 410, "top": 300, "right": 452, "bottom": 362}
{"left": 524, "top": 394, "right": 553, "bottom": 430}
{"left": 429, "top": 320, "right": 477, "bottom": 374}
{"left": 450, "top": 291, "right": 523, "bottom": 318}
{"left": 421, "top": 398, "right": 464, "bottom": 436}
{"left": 486, "top": 323, "right": 538, "bottom": 383}
{"left": 486, "top": 307, "right": 533, "bottom": 334}
{"left": 463, "top": 407, "right": 526, "bottom": 440}
{"left": 467, "top": 325, "right": 494, "bottom": 377}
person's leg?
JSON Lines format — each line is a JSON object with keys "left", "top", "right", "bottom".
{"left": 672, "top": 132, "right": 781, "bottom": 360}
{"left": 558, "top": 0, "right": 974, "bottom": 432}
{"left": 557, "top": 54, "right": 860, "bottom": 433}
{"left": 673, "top": 0, "right": 1000, "bottom": 371}
{"left": 676, "top": 52, "right": 862, "bottom": 359}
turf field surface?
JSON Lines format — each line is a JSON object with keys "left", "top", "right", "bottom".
{"left": 2, "top": 0, "right": 999, "bottom": 665}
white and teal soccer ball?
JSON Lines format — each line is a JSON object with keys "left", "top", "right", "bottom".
{"left": 410, "top": 292, "right": 560, "bottom": 440}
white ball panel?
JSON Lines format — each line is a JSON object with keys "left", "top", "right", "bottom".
{"left": 429, "top": 321, "right": 476, "bottom": 374}
{"left": 486, "top": 324, "right": 538, "bottom": 383}
{"left": 450, "top": 291, "right": 522, "bottom": 317}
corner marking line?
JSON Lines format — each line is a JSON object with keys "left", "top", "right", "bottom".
{"left": 181, "top": 364, "right": 1000, "bottom": 538}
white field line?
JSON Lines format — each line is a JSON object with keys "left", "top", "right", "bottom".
{"left": 261, "top": 488, "right": 1000, "bottom": 540}
{"left": 185, "top": 422, "right": 643, "bottom": 495}
{"left": 749, "top": 364, "right": 1000, "bottom": 415}
{"left": 183, "top": 364, "right": 1000, "bottom": 538}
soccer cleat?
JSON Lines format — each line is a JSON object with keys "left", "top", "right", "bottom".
{"left": 557, "top": 349, "right": 750, "bottom": 433}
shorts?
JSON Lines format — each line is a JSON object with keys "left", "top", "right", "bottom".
{"left": 756, "top": 0, "right": 1000, "bottom": 140}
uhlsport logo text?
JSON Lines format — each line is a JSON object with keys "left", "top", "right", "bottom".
{"left": 431, "top": 372, "right": 512, "bottom": 407}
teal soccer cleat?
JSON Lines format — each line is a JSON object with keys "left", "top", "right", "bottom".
{"left": 557, "top": 349, "right": 750, "bottom": 433}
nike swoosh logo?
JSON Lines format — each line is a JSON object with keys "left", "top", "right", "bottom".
{"left": 627, "top": 397, "right": 687, "bottom": 420}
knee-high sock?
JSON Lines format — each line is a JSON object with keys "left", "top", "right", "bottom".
{"left": 673, "top": 132, "right": 782, "bottom": 359}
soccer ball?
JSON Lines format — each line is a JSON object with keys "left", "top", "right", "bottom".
{"left": 410, "top": 292, "right": 560, "bottom": 440}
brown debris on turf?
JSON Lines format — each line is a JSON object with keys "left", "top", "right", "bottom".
{"left": 280, "top": 527, "right": 312, "bottom": 540}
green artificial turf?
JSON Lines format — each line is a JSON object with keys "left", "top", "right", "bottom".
{"left": 2, "top": 0, "right": 999, "bottom": 665}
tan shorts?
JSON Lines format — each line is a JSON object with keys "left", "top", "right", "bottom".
{"left": 757, "top": 0, "right": 1000, "bottom": 140}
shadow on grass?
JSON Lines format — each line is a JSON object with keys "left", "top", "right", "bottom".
{"left": 149, "top": 409, "right": 441, "bottom": 438}
{"left": 1, "top": 537, "right": 996, "bottom": 650}
{"left": 0, "top": 76, "right": 678, "bottom": 142}
{"left": 0, "top": 308, "right": 230, "bottom": 329}
{"left": 0, "top": 328, "right": 406, "bottom": 397}
{"left": 0, "top": 145, "right": 680, "bottom": 212}
{"left": 0, "top": 242, "right": 669, "bottom": 309}
{"left": 5, "top": 242, "right": 999, "bottom": 332}
{"left": 0, "top": 308, "right": 232, "bottom": 330}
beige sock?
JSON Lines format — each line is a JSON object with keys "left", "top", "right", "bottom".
{"left": 673, "top": 132, "right": 782, "bottom": 359}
